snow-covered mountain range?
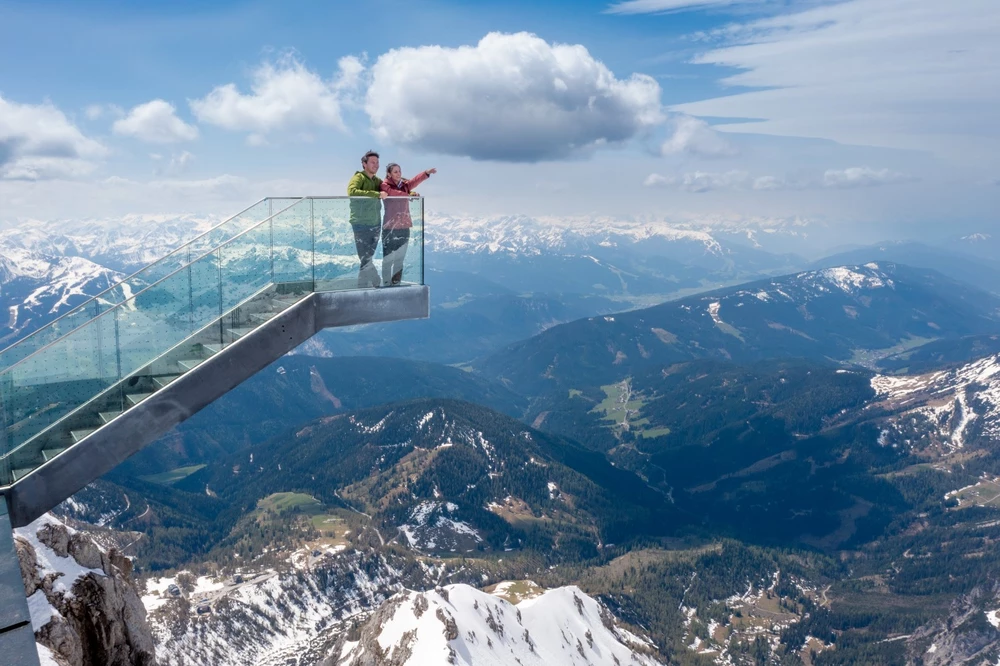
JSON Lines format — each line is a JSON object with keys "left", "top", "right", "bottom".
{"left": 426, "top": 213, "right": 726, "bottom": 256}
{"left": 0, "top": 211, "right": 808, "bottom": 354}
{"left": 0, "top": 214, "right": 220, "bottom": 347}
{"left": 2, "top": 214, "right": 221, "bottom": 272}
{"left": 425, "top": 212, "right": 824, "bottom": 257}
{"left": 137, "top": 547, "right": 662, "bottom": 665}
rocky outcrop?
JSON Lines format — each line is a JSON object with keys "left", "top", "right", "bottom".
{"left": 15, "top": 514, "right": 157, "bottom": 666}
{"left": 906, "top": 583, "right": 1000, "bottom": 665}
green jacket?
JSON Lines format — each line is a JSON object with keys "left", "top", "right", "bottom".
{"left": 347, "top": 171, "right": 382, "bottom": 226}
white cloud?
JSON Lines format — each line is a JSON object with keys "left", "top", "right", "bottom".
{"left": 83, "top": 104, "right": 124, "bottom": 121}
{"left": 365, "top": 32, "right": 665, "bottom": 162}
{"left": 645, "top": 166, "right": 914, "bottom": 191}
{"left": 334, "top": 55, "right": 366, "bottom": 94}
{"left": 673, "top": 0, "right": 1000, "bottom": 164}
{"left": 190, "top": 53, "right": 359, "bottom": 138}
{"left": 154, "top": 151, "right": 195, "bottom": 177}
{"left": 644, "top": 170, "right": 750, "bottom": 192}
{"left": 606, "top": 0, "right": 761, "bottom": 14}
{"left": 0, "top": 95, "right": 107, "bottom": 180}
{"left": 113, "top": 100, "right": 198, "bottom": 143}
{"left": 661, "top": 116, "right": 737, "bottom": 157}
{"left": 822, "top": 166, "right": 913, "bottom": 188}
{"left": 147, "top": 174, "right": 246, "bottom": 196}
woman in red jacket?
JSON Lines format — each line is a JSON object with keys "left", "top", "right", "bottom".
{"left": 380, "top": 163, "right": 436, "bottom": 286}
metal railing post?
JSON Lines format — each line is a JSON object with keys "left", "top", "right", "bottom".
{"left": 310, "top": 198, "right": 316, "bottom": 292}
{"left": 421, "top": 197, "right": 426, "bottom": 286}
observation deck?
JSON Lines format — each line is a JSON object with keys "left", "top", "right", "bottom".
{"left": 0, "top": 195, "right": 428, "bottom": 662}
{"left": 0, "top": 195, "right": 428, "bottom": 523}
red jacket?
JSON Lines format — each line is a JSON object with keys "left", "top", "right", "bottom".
{"left": 380, "top": 171, "right": 430, "bottom": 230}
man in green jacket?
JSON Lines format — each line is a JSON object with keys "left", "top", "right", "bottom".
{"left": 347, "top": 150, "right": 388, "bottom": 288}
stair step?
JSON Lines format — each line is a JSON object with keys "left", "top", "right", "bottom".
{"left": 227, "top": 327, "right": 257, "bottom": 340}
{"left": 126, "top": 392, "right": 153, "bottom": 406}
{"left": 201, "top": 343, "right": 228, "bottom": 355}
{"left": 42, "top": 447, "right": 67, "bottom": 462}
{"left": 274, "top": 297, "right": 304, "bottom": 309}
{"left": 12, "top": 468, "right": 33, "bottom": 482}
{"left": 153, "top": 374, "right": 181, "bottom": 389}
{"left": 249, "top": 311, "right": 279, "bottom": 323}
{"left": 70, "top": 428, "right": 98, "bottom": 443}
{"left": 99, "top": 410, "right": 122, "bottom": 424}
{"left": 177, "top": 358, "right": 207, "bottom": 371}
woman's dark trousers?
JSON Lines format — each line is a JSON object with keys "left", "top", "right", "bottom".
{"left": 381, "top": 228, "right": 410, "bottom": 286}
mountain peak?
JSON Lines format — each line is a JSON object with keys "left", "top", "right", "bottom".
{"left": 808, "top": 263, "right": 894, "bottom": 295}
{"left": 341, "top": 583, "right": 663, "bottom": 666}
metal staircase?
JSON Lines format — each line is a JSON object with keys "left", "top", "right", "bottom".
{"left": 0, "top": 195, "right": 428, "bottom": 527}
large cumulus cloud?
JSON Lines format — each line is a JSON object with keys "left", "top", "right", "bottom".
{"left": 190, "top": 54, "right": 363, "bottom": 144}
{"left": 365, "top": 32, "right": 665, "bottom": 162}
{"left": 113, "top": 100, "right": 198, "bottom": 144}
{"left": 0, "top": 96, "right": 107, "bottom": 180}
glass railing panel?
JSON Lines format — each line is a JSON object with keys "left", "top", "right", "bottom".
{"left": 312, "top": 198, "right": 354, "bottom": 290}
{"left": 0, "top": 199, "right": 272, "bottom": 373}
{"left": 268, "top": 198, "right": 301, "bottom": 216}
{"left": 1, "top": 308, "right": 121, "bottom": 459}
{"left": 114, "top": 249, "right": 223, "bottom": 381}
{"left": 271, "top": 198, "right": 314, "bottom": 290}
{"left": 220, "top": 222, "right": 273, "bottom": 317}
{"left": 0, "top": 299, "right": 105, "bottom": 371}
{"left": 158, "top": 199, "right": 271, "bottom": 282}
{"left": 396, "top": 197, "right": 423, "bottom": 287}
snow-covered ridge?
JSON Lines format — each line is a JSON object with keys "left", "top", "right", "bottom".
{"left": 872, "top": 353, "right": 1000, "bottom": 451}
{"left": 0, "top": 245, "right": 123, "bottom": 346}
{"left": 675, "top": 263, "right": 899, "bottom": 337}
{"left": 814, "top": 264, "right": 893, "bottom": 294}
{"left": 147, "top": 549, "right": 412, "bottom": 666}
{"left": 342, "top": 584, "right": 663, "bottom": 666}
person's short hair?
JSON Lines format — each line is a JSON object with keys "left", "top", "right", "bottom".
{"left": 362, "top": 150, "right": 379, "bottom": 164}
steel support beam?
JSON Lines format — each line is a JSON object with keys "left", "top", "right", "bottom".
{"left": 0, "top": 494, "right": 38, "bottom": 665}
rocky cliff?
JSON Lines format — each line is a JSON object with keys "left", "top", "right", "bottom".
{"left": 14, "top": 514, "right": 157, "bottom": 666}
{"left": 906, "top": 583, "right": 1000, "bottom": 665}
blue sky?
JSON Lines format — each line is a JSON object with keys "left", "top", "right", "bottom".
{"left": 1, "top": 0, "right": 997, "bottom": 234}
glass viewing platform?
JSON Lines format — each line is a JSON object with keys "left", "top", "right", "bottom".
{"left": 0, "top": 196, "right": 426, "bottom": 492}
